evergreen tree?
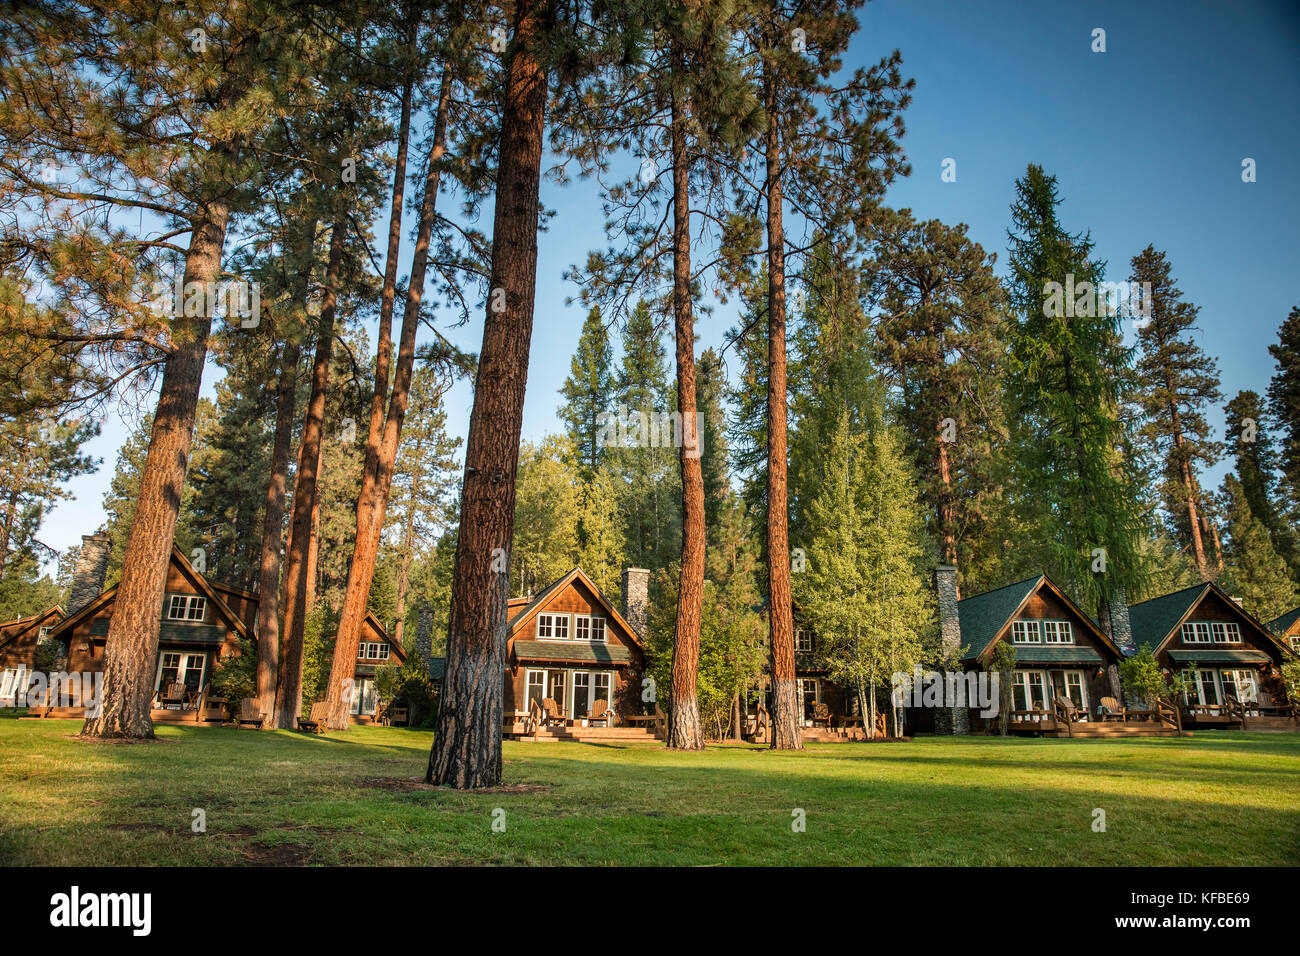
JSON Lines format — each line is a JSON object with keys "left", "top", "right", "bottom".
{"left": 866, "top": 210, "right": 1006, "bottom": 574}
{"left": 386, "top": 363, "right": 463, "bottom": 648}
{"left": 1224, "top": 390, "right": 1298, "bottom": 580}
{"left": 560, "top": 306, "right": 614, "bottom": 480}
{"left": 1130, "top": 246, "right": 1222, "bottom": 579}
{"left": 1219, "top": 475, "right": 1299, "bottom": 622}
{"left": 1003, "top": 165, "right": 1146, "bottom": 617}
{"left": 1267, "top": 305, "right": 1300, "bottom": 517}
{"left": 695, "top": 347, "right": 730, "bottom": 537}
{"left": 793, "top": 407, "right": 932, "bottom": 738}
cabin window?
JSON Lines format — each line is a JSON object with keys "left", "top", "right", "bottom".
{"left": 1050, "top": 670, "right": 1088, "bottom": 710}
{"left": 799, "top": 678, "right": 820, "bottom": 721}
{"left": 154, "top": 652, "right": 205, "bottom": 696}
{"left": 36, "top": 625, "right": 50, "bottom": 641}
{"left": 350, "top": 678, "right": 377, "bottom": 716}
{"left": 526, "top": 670, "right": 546, "bottom": 709}
{"left": 357, "top": 643, "right": 389, "bottom": 661}
{"left": 795, "top": 629, "right": 814, "bottom": 653}
{"left": 1011, "top": 621, "right": 1041, "bottom": 643}
{"left": 1181, "top": 622, "right": 1212, "bottom": 644}
{"left": 574, "top": 615, "right": 607, "bottom": 643}
{"left": 537, "top": 614, "right": 569, "bottom": 640}
{"left": 0, "top": 667, "right": 30, "bottom": 705}
{"left": 1210, "top": 622, "right": 1241, "bottom": 644}
{"left": 166, "top": 594, "right": 206, "bottom": 622}
{"left": 1290, "top": 636, "right": 1300, "bottom": 653}
{"left": 1219, "top": 669, "right": 1258, "bottom": 703}
{"left": 1012, "top": 671, "right": 1048, "bottom": 712}
{"left": 1041, "top": 621, "right": 1073, "bottom": 644}
{"left": 1197, "top": 669, "right": 1220, "bottom": 705}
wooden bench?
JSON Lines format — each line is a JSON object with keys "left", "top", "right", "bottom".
{"left": 236, "top": 697, "right": 265, "bottom": 729}
{"left": 296, "top": 701, "right": 330, "bottom": 734}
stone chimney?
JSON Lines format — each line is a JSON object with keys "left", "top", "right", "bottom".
{"left": 621, "top": 567, "right": 649, "bottom": 640}
{"left": 935, "top": 565, "right": 961, "bottom": 660}
{"left": 1107, "top": 588, "right": 1134, "bottom": 652}
{"left": 415, "top": 604, "right": 433, "bottom": 672}
{"left": 933, "top": 565, "right": 968, "bottom": 735}
{"left": 67, "top": 534, "right": 111, "bottom": 614}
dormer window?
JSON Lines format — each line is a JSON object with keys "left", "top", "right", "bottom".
{"left": 167, "top": 595, "right": 206, "bottom": 622}
{"left": 795, "top": 629, "right": 813, "bottom": 653}
{"left": 575, "top": 615, "right": 606, "bottom": 643}
{"left": 1042, "top": 621, "right": 1073, "bottom": 644}
{"left": 1180, "top": 622, "right": 1220, "bottom": 644}
{"left": 1011, "top": 621, "right": 1040, "bottom": 643}
{"left": 537, "top": 613, "right": 569, "bottom": 640}
{"left": 1210, "top": 622, "right": 1241, "bottom": 644}
{"left": 357, "top": 642, "right": 389, "bottom": 661}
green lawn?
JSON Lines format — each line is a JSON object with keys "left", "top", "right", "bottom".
{"left": 2, "top": 713, "right": 1297, "bottom": 865}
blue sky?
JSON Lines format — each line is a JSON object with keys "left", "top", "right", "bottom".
{"left": 39, "top": 0, "right": 1300, "bottom": 569}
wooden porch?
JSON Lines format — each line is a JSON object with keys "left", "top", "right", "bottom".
{"left": 1006, "top": 697, "right": 1186, "bottom": 738}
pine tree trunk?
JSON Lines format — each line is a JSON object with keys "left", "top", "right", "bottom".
{"left": 427, "top": 0, "right": 548, "bottom": 788}
{"left": 1171, "top": 425, "right": 1209, "bottom": 579}
{"left": 275, "top": 221, "right": 346, "bottom": 729}
{"left": 80, "top": 204, "right": 230, "bottom": 739}
{"left": 325, "top": 71, "right": 452, "bottom": 730}
{"left": 666, "top": 90, "right": 705, "bottom": 751}
{"left": 763, "top": 92, "right": 801, "bottom": 751}
{"left": 253, "top": 223, "right": 316, "bottom": 718}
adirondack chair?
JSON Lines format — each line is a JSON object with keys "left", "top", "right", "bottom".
{"left": 161, "top": 681, "right": 187, "bottom": 710}
{"left": 540, "top": 697, "right": 567, "bottom": 728}
{"left": 524, "top": 698, "right": 544, "bottom": 735}
{"left": 1098, "top": 696, "right": 1126, "bottom": 722}
{"left": 296, "top": 701, "right": 331, "bottom": 734}
{"left": 810, "top": 702, "right": 832, "bottom": 729}
{"left": 237, "top": 697, "right": 265, "bottom": 729}
{"left": 587, "top": 698, "right": 612, "bottom": 728}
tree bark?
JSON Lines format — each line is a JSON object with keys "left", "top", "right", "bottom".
{"left": 666, "top": 89, "right": 706, "bottom": 751}
{"left": 253, "top": 221, "right": 316, "bottom": 718}
{"left": 325, "top": 70, "right": 452, "bottom": 730}
{"left": 275, "top": 220, "right": 346, "bottom": 729}
{"left": 427, "top": 0, "right": 548, "bottom": 788}
{"left": 763, "top": 88, "right": 801, "bottom": 751}
{"left": 80, "top": 202, "right": 230, "bottom": 739}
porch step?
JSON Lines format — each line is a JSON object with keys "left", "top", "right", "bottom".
{"left": 1243, "top": 717, "right": 1300, "bottom": 732}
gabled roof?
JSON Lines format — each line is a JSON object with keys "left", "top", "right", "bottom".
{"left": 957, "top": 576, "right": 1040, "bottom": 661}
{"left": 1127, "top": 581, "right": 1291, "bottom": 658}
{"left": 47, "top": 545, "right": 251, "bottom": 644}
{"left": 0, "top": 604, "right": 65, "bottom": 653}
{"left": 958, "top": 574, "right": 1120, "bottom": 664}
{"left": 1269, "top": 606, "right": 1300, "bottom": 637}
{"left": 508, "top": 567, "right": 645, "bottom": 648}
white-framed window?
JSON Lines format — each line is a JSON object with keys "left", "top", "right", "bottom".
{"left": 1012, "top": 670, "right": 1049, "bottom": 713}
{"left": 1042, "top": 621, "right": 1074, "bottom": 644}
{"left": 799, "top": 677, "right": 820, "bottom": 724}
{"left": 795, "top": 629, "right": 814, "bottom": 653}
{"left": 574, "top": 615, "right": 607, "bottom": 643}
{"left": 1210, "top": 622, "right": 1241, "bottom": 644}
{"left": 1050, "top": 670, "right": 1088, "bottom": 711}
{"left": 1220, "top": 669, "right": 1258, "bottom": 703}
{"left": 1290, "top": 636, "right": 1300, "bottom": 653}
{"left": 525, "top": 669, "right": 546, "bottom": 709}
{"left": 537, "top": 613, "right": 569, "bottom": 640}
{"left": 166, "top": 594, "right": 207, "bottom": 622}
{"left": 357, "top": 642, "right": 389, "bottom": 661}
{"left": 1181, "top": 622, "right": 1212, "bottom": 644}
{"left": 349, "top": 677, "right": 377, "bottom": 716}
{"left": 0, "top": 666, "right": 31, "bottom": 706}
{"left": 36, "top": 625, "right": 50, "bottom": 641}
{"left": 1011, "top": 620, "right": 1041, "bottom": 644}
{"left": 154, "top": 652, "right": 206, "bottom": 697}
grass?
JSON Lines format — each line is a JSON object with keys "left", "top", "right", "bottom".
{"left": 2, "top": 712, "right": 1298, "bottom": 865}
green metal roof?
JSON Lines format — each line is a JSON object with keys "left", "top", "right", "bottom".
{"left": 429, "top": 657, "right": 445, "bottom": 681}
{"left": 957, "top": 576, "right": 1041, "bottom": 662}
{"left": 1127, "top": 584, "right": 1209, "bottom": 652}
{"left": 513, "top": 640, "right": 630, "bottom": 665}
{"left": 1269, "top": 606, "right": 1300, "bottom": 636}
{"left": 1167, "top": 649, "right": 1272, "bottom": 664}
{"left": 1008, "top": 645, "right": 1105, "bottom": 665}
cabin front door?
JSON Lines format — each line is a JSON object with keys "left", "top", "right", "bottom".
{"left": 154, "top": 651, "right": 206, "bottom": 702}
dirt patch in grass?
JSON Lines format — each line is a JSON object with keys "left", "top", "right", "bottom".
{"left": 242, "top": 842, "right": 313, "bottom": 865}
{"left": 358, "top": 775, "right": 550, "bottom": 794}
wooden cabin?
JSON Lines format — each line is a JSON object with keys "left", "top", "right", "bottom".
{"left": 432, "top": 567, "right": 650, "bottom": 739}
{"left": 0, "top": 605, "right": 64, "bottom": 706}
{"left": 1268, "top": 606, "right": 1300, "bottom": 655}
{"left": 33, "top": 544, "right": 399, "bottom": 722}
{"left": 1129, "top": 583, "right": 1297, "bottom": 728}
{"left": 933, "top": 574, "right": 1128, "bottom": 736}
